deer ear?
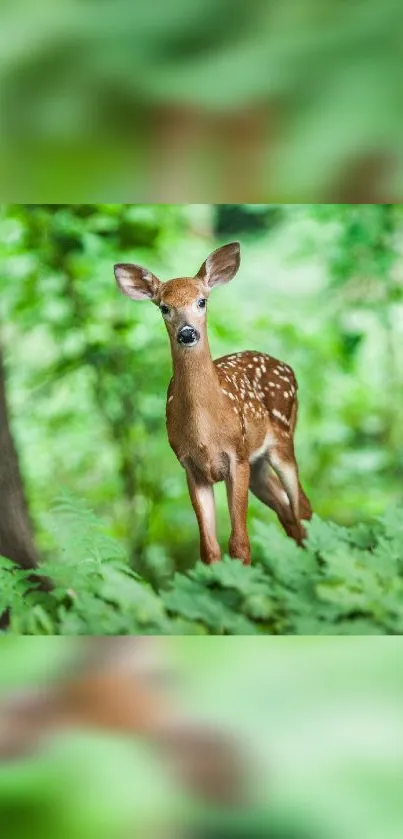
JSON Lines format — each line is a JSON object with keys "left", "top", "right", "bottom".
{"left": 196, "top": 242, "right": 240, "bottom": 289}
{"left": 114, "top": 263, "right": 161, "bottom": 302}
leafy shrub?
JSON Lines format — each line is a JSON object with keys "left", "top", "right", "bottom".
{"left": 1, "top": 497, "right": 403, "bottom": 635}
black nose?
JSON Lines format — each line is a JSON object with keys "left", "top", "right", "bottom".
{"left": 177, "top": 325, "right": 200, "bottom": 345}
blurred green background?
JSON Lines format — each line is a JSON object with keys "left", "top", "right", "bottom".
{"left": 1, "top": 1, "right": 403, "bottom": 199}
{"left": 1, "top": 203, "right": 403, "bottom": 586}
{"left": 1, "top": 636, "right": 403, "bottom": 839}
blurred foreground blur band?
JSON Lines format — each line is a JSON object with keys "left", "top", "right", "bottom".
{"left": 1, "top": 0, "right": 402, "bottom": 200}
{"left": 0, "top": 637, "right": 403, "bottom": 839}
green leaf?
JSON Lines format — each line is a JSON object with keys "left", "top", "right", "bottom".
{"left": 190, "top": 555, "right": 267, "bottom": 595}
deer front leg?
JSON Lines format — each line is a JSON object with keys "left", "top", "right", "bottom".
{"left": 186, "top": 471, "right": 221, "bottom": 564}
{"left": 226, "top": 459, "right": 251, "bottom": 565}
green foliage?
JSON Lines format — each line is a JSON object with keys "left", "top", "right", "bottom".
{"left": 1, "top": 0, "right": 403, "bottom": 199}
{"left": 2, "top": 498, "right": 403, "bottom": 636}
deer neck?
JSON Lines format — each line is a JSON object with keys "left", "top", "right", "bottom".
{"left": 170, "top": 336, "right": 220, "bottom": 412}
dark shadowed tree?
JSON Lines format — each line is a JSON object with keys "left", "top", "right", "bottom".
{"left": 0, "top": 344, "right": 39, "bottom": 570}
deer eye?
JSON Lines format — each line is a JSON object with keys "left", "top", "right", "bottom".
{"left": 160, "top": 304, "right": 170, "bottom": 316}
{"left": 197, "top": 298, "right": 206, "bottom": 310}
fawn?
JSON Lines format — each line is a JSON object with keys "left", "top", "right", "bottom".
{"left": 115, "top": 242, "right": 312, "bottom": 565}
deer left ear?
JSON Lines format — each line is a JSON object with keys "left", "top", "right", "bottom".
{"left": 114, "top": 263, "right": 161, "bottom": 302}
{"left": 196, "top": 242, "right": 240, "bottom": 289}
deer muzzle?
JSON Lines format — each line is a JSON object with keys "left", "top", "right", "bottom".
{"left": 177, "top": 325, "right": 200, "bottom": 346}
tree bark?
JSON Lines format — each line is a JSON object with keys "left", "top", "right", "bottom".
{"left": 0, "top": 345, "right": 39, "bottom": 570}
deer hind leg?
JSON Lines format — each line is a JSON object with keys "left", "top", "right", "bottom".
{"left": 269, "top": 446, "right": 300, "bottom": 521}
{"left": 269, "top": 438, "right": 313, "bottom": 544}
{"left": 253, "top": 427, "right": 311, "bottom": 545}
{"left": 250, "top": 457, "right": 306, "bottom": 545}
{"left": 298, "top": 481, "right": 312, "bottom": 523}
{"left": 288, "top": 399, "right": 312, "bottom": 521}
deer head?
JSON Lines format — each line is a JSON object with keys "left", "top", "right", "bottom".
{"left": 114, "top": 242, "right": 240, "bottom": 351}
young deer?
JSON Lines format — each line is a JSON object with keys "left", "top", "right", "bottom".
{"left": 115, "top": 242, "right": 312, "bottom": 566}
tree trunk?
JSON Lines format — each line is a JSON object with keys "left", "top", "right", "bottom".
{"left": 0, "top": 345, "right": 39, "bottom": 570}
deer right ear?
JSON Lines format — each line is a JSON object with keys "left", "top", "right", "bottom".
{"left": 196, "top": 242, "right": 241, "bottom": 289}
{"left": 114, "top": 263, "right": 161, "bottom": 302}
